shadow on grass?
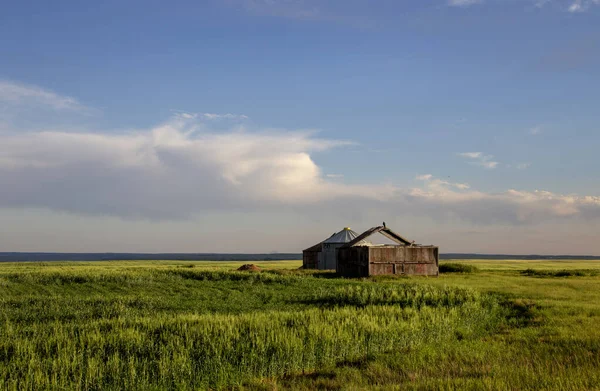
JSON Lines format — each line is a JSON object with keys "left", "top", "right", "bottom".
{"left": 310, "top": 271, "right": 340, "bottom": 279}
{"left": 263, "top": 269, "right": 340, "bottom": 279}
{"left": 520, "top": 269, "right": 599, "bottom": 278}
{"left": 248, "top": 363, "right": 354, "bottom": 391}
{"left": 252, "top": 296, "right": 544, "bottom": 390}
{"left": 439, "top": 263, "right": 479, "bottom": 274}
{"left": 499, "top": 297, "right": 544, "bottom": 328}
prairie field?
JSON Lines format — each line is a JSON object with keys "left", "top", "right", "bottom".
{"left": 1, "top": 260, "right": 600, "bottom": 390}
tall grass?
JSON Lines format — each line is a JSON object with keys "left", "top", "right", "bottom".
{"left": 0, "top": 265, "right": 506, "bottom": 390}
{"left": 302, "top": 284, "right": 488, "bottom": 308}
{"left": 6, "top": 261, "right": 600, "bottom": 390}
{"left": 0, "top": 304, "right": 502, "bottom": 390}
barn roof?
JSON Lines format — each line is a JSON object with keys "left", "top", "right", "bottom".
{"left": 303, "top": 227, "right": 371, "bottom": 252}
{"left": 303, "top": 242, "right": 323, "bottom": 252}
{"left": 341, "top": 225, "right": 413, "bottom": 248}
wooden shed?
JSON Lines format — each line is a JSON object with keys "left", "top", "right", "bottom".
{"left": 302, "top": 228, "right": 372, "bottom": 270}
{"left": 337, "top": 225, "right": 439, "bottom": 278}
{"left": 302, "top": 241, "right": 322, "bottom": 270}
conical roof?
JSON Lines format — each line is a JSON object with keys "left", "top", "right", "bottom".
{"left": 323, "top": 227, "right": 372, "bottom": 245}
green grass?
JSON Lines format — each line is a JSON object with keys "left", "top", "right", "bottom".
{"left": 1, "top": 259, "right": 600, "bottom": 390}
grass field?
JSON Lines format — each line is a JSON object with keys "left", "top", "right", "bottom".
{"left": 1, "top": 260, "right": 600, "bottom": 390}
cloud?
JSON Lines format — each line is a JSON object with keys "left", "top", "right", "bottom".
{"left": 567, "top": 0, "right": 600, "bottom": 12}
{"left": 0, "top": 118, "right": 599, "bottom": 225}
{"left": 453, "top": 183, "right": 471, "bottom": 190}
{"left": 407, "top": 176, "right": 600, "bottom": 225}
{"left": 201, "top": 113, "right": 249, "bottom": 120}
{"left": 1, "top": 81, "right": 599, "bottom": 228}
{"left": 416, "top": 174, "right": 470, "bottom": 190}
{"left": 416, "top": 174, "right": 433, "bottom": 181}
{"left": 0, "top": 114, "right": 387, "bottom": 219}
{"left": 529, "top": 125, "right": 543, "bottom": 135}
{"left": 458, "top": 152, "right": 499, "bottom": 169}
{"left": 0, "top": 80, "right": 91, "bottom": 113}
{"left": 447, "top": 0, "right": 599, "bottom": 13}
{"left": 170, "top": 111, "right": 249, "bottom": 121}
{"left": 458, "top": 152, "right": 482, "bottom": 159}
{"left": 481, "top": 161, "right": 499, "bottom": 169}
{"left": 448, "top": 0, "right": 482, "bottom": 7}
{"left": 517, "top": 163, "right": 531, "bottom": 170}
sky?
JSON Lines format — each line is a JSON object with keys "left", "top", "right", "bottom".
{"left": 1, "top": 0, "right": 599, "bottom": 255}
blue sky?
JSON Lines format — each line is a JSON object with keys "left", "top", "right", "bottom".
{"left": 1, "top": 0, "right": 599, "bottom": 254}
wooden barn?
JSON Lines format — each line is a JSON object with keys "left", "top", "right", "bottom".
{"left": 337, "top": 225, "right": 439, "bottom": 277}
{"left": 302, "top": 227, "right": 371, "bottom": 270}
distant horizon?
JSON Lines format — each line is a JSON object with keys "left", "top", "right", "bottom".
{"left": 2, "top": 252, "right": 600, "bottom": 262}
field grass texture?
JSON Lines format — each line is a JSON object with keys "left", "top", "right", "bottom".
{"left": 1, "top": 260, "right": 600, "bottom": 390}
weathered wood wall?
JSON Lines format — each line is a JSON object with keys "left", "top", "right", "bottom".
{"left": 302, "top": 250, "right": 320, "bottom": 269}
{"left": 337, "top": 245, "right": 439, "bottom": 277}
{"left": 336, "top": 246, "right": 370, "bottom": 277}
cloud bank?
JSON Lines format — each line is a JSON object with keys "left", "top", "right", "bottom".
{"left": 1, "top": 114, "right": 599, "bottom": 224}
{"left": 0, "top": 114, "right": 391, "bottom": 219}
{"left": 409, "top": 175, "right": 600, "bottom": 225}
{"left": 1, "top": 80, "right": 599, "bottom": 229}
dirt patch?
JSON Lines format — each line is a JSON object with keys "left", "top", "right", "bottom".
{"left": 237, "top": 264, "right": 261, "bottom": 272}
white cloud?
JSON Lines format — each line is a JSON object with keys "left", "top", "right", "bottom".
{"left": 0, "top": 81, "right": 599, "bottom": 229}
{"left": 408, "top": 178, "right": 600, "bottom": 224}
{"left": 458, "top": 152, "right": 482, "bottom": 159}
{"left": 0, "top": 118, "right": 599, "bottom": 226}
{"left": 517, "top": 163, "right": 532, "bottom": 170}
{"left": 481, "top": 160, "right": 499, "bottom": 169}
{"left": 0, "top": 80, "right": 91, "bottom": 113}
{"left": 201, "top": 113, "right": 249, "bottom": 120}
{"left": 170, "top": 111, "right": 249, "bottom": 121}
{"left": 0, "top": 114, "right": 389, "bottom": 219}
{"left": 458, "top": 152, "right": 499, "bottom": 169}
{"left": 448, "top": 0, "right": 482, "bottom": 7}
{"left": 454, "top": 183, "right": 471, "bottom": 190}
{"left": 567, "top": 0, "right": 600, "bottom": 12}
{"left": 417, "top": 175, "right": 470, "bottom": 191}
{"left": 529, "top": 125, "right": 543, "bottom": 135}
{"left": 447, "top": 0, "right": 599, "bottom": 13}
{"left": 568, "top": 1, "right": 583, "bottom": 11}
